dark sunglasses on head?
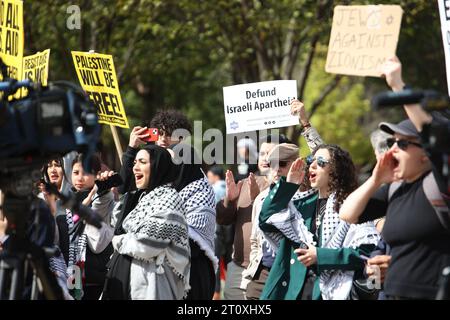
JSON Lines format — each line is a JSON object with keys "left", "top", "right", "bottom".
{"left": 269, "top": 160, "right": 289, "bottom": 168}
{"left": 386, "top": 138, "right": 422, "bottom": 150}
{"left": 306, "top": 155, "right": 330, "bottom": 168}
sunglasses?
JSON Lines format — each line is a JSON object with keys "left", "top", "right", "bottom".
{"left": 269, "top": 160, "right": 290, "bottom": 168}
{"left": 306, "top": 155, "right": 330, "bottom": 168}
{"left": 386, "top": 138, "right": 422, "bottom": 150}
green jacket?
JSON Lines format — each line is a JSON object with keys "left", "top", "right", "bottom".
{"left": 259, "top": 177, "right": 374, "bottom": 300}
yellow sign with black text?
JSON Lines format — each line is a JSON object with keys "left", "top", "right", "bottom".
{"left": 0, "top": 0, "right": 24, "bottom": 99}
{"left": 21, "top": 49, "right": 50, "bottom": 96}
{"left": 71, "top": 51, "right": 129, "bottom": 128}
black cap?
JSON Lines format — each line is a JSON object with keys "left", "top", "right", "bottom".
{"left": 378, "top": 119, "right": 419, "bottom": 138}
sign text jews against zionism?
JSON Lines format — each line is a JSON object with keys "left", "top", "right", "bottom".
{"left": 326, "top": 5, "right": 403, "bottom": 77}
{"left": 223, "top": 80, "right": 299, "bottom": 134}
{"left": 0, "top": 0, "right": 24, "bottom": 99}
{"left": 71, "top": 51, "right": 129, "bottom": 129}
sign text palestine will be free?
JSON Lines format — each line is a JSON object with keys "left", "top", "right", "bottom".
{"left": 73, "top": 53, "right": 128, "bottom": 127}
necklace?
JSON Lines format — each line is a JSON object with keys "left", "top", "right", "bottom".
{"left": 315, "top": 198, "right": 327, "bottom": 239}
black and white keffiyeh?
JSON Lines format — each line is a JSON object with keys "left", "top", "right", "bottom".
{"left": 262, "top": 191, "right": 380, "bottom": 300}
{"left": 179, "top": 177, "right": 218, "bottom": 272}
{"left": 122, "top": 184, "right": 191, "bottom": 292}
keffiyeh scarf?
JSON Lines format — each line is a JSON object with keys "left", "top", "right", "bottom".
{"left": 263, "top": 191, "right": 379, "bottom": 300}
{"left": 179, "top": 177, "right": 218, "bottom": 272}
{"left": 122, "top": 185, "right": 191, "bottom": 294}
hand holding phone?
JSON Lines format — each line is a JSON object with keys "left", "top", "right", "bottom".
{"left": 95, "top": 173, "right": 123, "bottom": 193}
{"left": 292, "top": 240, "right": 309, "bottom": 250}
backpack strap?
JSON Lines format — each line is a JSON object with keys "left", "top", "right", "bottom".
{"left": 423, "top": 172, "right": 450, "bottom": 231}
{"left": 388, "top": 181, "right": 402, "bottom": 201}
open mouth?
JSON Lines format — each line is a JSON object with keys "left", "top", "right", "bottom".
{"left": 135, "top": 174, "right": 144, "bottom": 183}
{"left": 309, "top": 172, "right": 317, "bottom": 182}
{"left": 392, "top": 156, "right": 400, "bottom": 171}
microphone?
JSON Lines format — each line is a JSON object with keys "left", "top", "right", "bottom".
{"left": 372, "top": 89, "right": 450, "bottom": 111}
{"left": 371, "top": 89, "right": 425, "bottom": 108}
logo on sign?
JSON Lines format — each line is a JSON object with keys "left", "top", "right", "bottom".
{"left": 230, "top": 121, "right": 239, "bottom": 130}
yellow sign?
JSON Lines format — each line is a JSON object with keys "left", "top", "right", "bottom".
{"left": 71, "top": 51, "right": 129, "bottom": 128}
{"left": 0, "top": 0, "right": 24, "bottom": 98}
{"left": 325, "top": 5, "right": 403, "bottom": 77}
{"left": 21, "top": 49, "right": 50, "bottom": 96}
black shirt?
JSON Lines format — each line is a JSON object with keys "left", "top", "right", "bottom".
{"left": 359, "top": 172, "right": 450, "bottom": 299}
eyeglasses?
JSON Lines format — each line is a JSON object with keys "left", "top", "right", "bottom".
{"left": 386, "top": 138, "right": 422, "bottom": 150}
{"left": 269, "top": 160, "right": 289, "bottom": 168}
{"left": 306, "top": 155, "right": 330, "bottom": 168}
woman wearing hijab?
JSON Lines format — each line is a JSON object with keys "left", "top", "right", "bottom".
{"left": 169, "top": 143, "right": 217, "bottom": 300}
{"left": 102, "top": 145, "right": 190, "bottom": 300}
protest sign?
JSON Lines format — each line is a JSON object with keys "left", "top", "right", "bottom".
{"left": 223, "top": 80, "right": 298, "bottom": 134}
{"left": 0, "top": 0, "right": 24, "bottom": 99}
{"left": 438, "top": 0, "right": 450, "bottom": 95}
{"left": 325, "top": 5, "right": 403, "bottom": 77}
{"left": 21, "top": 49, "right": 50, "bottom": 96}
{"left": 71, "top": 51, "right": 129, "bottom": 129}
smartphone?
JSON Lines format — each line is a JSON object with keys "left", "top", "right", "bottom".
{"left": 143, "top": 128, "right": 159, "bottom": 142}
{"left": 292, "top": 240, "right": 309, "bottom": 250}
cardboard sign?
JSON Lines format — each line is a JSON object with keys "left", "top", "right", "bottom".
{"left": 21, "top": 49, "right": 50, "bottom": 97}
{"left": 71, "top": 51, "right": 129, "bottom": 128}
{"left": 0, "top": 0, "right": 24, "bottom": 99}
{"left": 438, "top": 0, "right": 450, "bottom": 95}
{"left": 325, "top": 5, "right": 403, "bottom": 77}
{"left": 223, "top": 80, "right": 299, "bottom": 134}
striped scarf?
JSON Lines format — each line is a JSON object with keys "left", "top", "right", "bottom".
{"left": 66, "top": 208, "right": 87, "bottom": 300}
{"left": 263, "top": 191, "right": 379, "bottom": 299}
{"left": 178, "top": 177, "right": 218, "bottom": 272}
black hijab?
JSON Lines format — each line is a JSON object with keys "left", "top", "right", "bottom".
{"left": 102, "top": 145, "right": 176, "bottom": 300}
{"left": 168, "top": 143, "right": 204, "bottom": 192}
{"left": 140, "top": 144, "right": 176, "bottom": 191}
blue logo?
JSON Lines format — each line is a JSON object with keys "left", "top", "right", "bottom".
{"left": 230, "top": 121, "right": 239, "bottom": 130}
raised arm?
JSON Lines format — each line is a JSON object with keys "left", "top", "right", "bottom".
{"left": 339, "top": 151, "right": 395, "bottom": 223}
{"left": 381, "top": 56, "right": 432, "bottom": 132}
{"left": 216, "top": 170, "right": 243, "bottom": 225}
{"left": 291, "top": 99, "right": 324, "bottom": 152}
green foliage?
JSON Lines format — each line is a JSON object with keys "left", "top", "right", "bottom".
{"left": 299, "top": 47, "right": 373, "bottom": 166}
{"left": 19, "top": 0, "right": 445, "bottom": 169}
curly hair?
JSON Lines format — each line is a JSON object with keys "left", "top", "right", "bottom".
{"left": 149, "top": 110, "right": 192, "bottom": 136}
{"left": 312, "top": 144, "right": 357, "bottom": 212}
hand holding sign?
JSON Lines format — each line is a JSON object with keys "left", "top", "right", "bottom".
{"left": 379, "top": 56, "right": 405, "bottom": 92}
{"left": 290, "top": 99, "right": 309, "bottom": 126}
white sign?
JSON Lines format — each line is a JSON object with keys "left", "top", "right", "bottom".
{"left": 438, "top": 0, "right": 450, "bottom": 95}
{"left": 223, "top": 80, "right": 299, "bottom": 134}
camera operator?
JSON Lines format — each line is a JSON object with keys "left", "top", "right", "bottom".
{"left": 339, "top": 56, "right": 450, "bottom": 300}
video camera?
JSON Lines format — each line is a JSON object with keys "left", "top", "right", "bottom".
{"left": 0, "top": 59, "right": 102, "bottom": 238}
{"left": 0, "top": 79, "right": 101, "bottom": 197}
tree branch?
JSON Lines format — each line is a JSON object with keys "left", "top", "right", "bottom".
{"left": 297, "top": 34, "right": 319, "bottom": 100}
{"left": 309, "top": 75, "right": 342, "bottom": 118}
